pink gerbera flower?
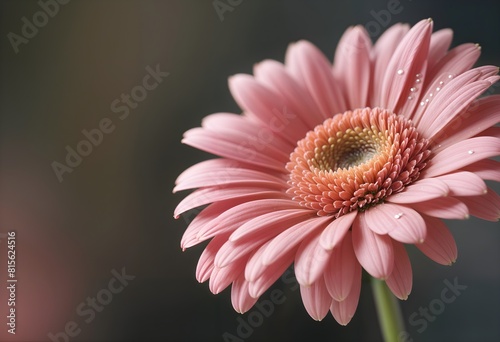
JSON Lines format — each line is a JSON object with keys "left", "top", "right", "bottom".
{"left": 174, "top": 18, "right": 500, "bottom": 325}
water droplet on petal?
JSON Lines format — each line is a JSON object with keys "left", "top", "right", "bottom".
{"left": 415, "top": 79, "right": 421, "bottom": 83}
{"left": 408, "top": 96, "right": 413, "bottom": 100}
{"left": 410, "top": 87, "right": 417, "bottom": 92}
{"left": 416, "top": 73, "right": 422, "bottom": 78}
{"left": 448, "top": 74, "right": 454, "bottom": 79}
{"left": 468, "top": 150, "right": 475, "bottom": 154}
{"left": 397, "top": 69, "right": 404, "bottom": 75}
{"left": 394, "top": 212, "right": 404, "bottom": 219}
{"left": 420, "top": 101, "right": 426, "bottom": 106}
{"left": 439, "top": 81, "right": 444, "bottom": 85}
{"left": 436, "top": 87, "right": 441, "bottom": 92}
{"left": 429, "top": 93, "right": 433, "bottom": 97}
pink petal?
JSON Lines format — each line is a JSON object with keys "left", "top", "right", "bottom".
{"left": 479, "top": 126, "right": 500, "bottom": 139}
{"left": 427, "top": 29, "right": 453, "bottom": 70}
{"left": 330, "top": 264, "right": 362, "bottom": 325}
{"left": 180, "top": 197, "right": 266, "bottom": 249}
{"left": 462, "top": 159, "right": 500, "bottom": 182}
{"left": 434, "top": 171, "right": 487, "bottom": 197}
{"left": 175, "top": 158, "right": 245, "bottom": 185}
{"left": 201, "top": 112, "right": 256, "bottom": 132}
{"left": 423, "top": 136, "right": 500, "bottom": 178}
{"left": 201, "top": 113, "right": 293, "bottom": 153}
{"left": 388, "top": 217, "right": 427, "bottom": 245}
{"left": 387, "top": 178, "right": 449, "bottom": 204}
{"left": 409, "top": 197, "right": 469, "bottom": 219}
{"left": 215, "top": 209, "right": 310, "bottom": 268}
{"left": 196, "top": 232, "right": 231, "bottom": 283}
{"left": 385, "top": 240, "right": 412, "bottom": 300}
{"left": 416, "top": 216, "right": 457, "bottom": 265}
{"left": 174, "top": 167, "right": 287, "bottom": 192}
{"left": 352, "top": 213, "right": 394, "bottom": 279}
{"left": 333, "top": 26, "right": 371, "bottom": 109}
{"left": 460, "top": 188, "right": 500, "bottom": 221}
{"left": 371, "top": 23, "right": 410, "bottom": 106}
{"left": 324, "top": 232, "right": 360, "bottom": 301}
{"left": 231, "top": 274, "right": 258, "bottom": 314}
{"left": 182, "top": 127, "right": 286, "bottom": 172}
{"left": 363, "top": 203, "right": 427, "bottom": 244}
{"left": 253, "top": 60, "right": 324, "bottom": 127}
{"left": 412, "top": 44, "right": 482, "bottom": 124}
{"left": 248, "top": 251, "right": 294, "bottom": 298}
{"left": 398, "top": 27, "right": 449, "bottom": 117}
{"left": 197, "top": 198, "right": 298, "bottom": 245}
{"left": 420, "top": 65, "right": 498, "bottom": 130}
{"left": 285, "top": 40, "right": 347, "bottom": 118}
{"left": 229, "top": 209, "right": 313, "bottom": 242}
{"left": 174, "top": 187, "right": 286, "bottom": 221}
{"left": 181, "top": 198, "right": 239, "bottom": 235}
{"left": 422, "top": 78, "right": 492, "bottom": 138}
{"left": 417, "top": 69, "right": 494, "bottom": 138}
{"left": 214, "top": 236, "right": 276, "bottom": 269}
{"left": 262, "top": 216, "right": 332, "bottom": 266}
{"left": 434, "top": 94, "right": 500, "bottom": 150}
{"left": 209, "top": 256, "right": 247, "bottom": 295}
{"left": 228, "top": 74, "right": 305, "bottom": 143}
{"left": 485, "top": 74, "right": 500, "bottom": 83}
{"left": 180, "top": 213, "right": 208, "bottom": 250}
{"left": 294, "top": 232, "right": 333, "bottom": 286}
{"left": 244, "top": 240, "right": 273, "bottom": 282}
{"left": 379, "top": 19, "right": 432, "bottom": 113}
{"left": 319, "top": 211, "right": 358, "bottom": 250}
{"left": 300, "top": 279, "right": 332, "bottom": 321}
{"left": 427, "top": 43, "right": 481, "bottom": 84}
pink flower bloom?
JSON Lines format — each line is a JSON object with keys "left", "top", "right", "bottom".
{"left": 174, "top": 19, "right": 500, "bottom": 325}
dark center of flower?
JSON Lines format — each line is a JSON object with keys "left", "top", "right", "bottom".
{"left": 286, "top": 107, "right": 432, "bottom": 217}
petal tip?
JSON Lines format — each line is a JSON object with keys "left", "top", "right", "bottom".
{"left": 335, "top": 317, "right": 351, "bottom": 326}
{"left": 336, "top": 295, "right": 347, "bottom": 302}
{"left": 294, "top": 40, "right": 311, "bottom": 49}
{"left": 320, "top": 241, "right": 335, "bottom": 251}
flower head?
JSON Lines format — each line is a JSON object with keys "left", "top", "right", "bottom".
{"left": 174, "top": 19, "right": 500, "bottom": 325}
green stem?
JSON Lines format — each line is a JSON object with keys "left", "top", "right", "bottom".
{"left": 371, "top": 277, "right": 406, "bottom": 342}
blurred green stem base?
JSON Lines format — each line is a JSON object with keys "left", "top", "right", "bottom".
{"left": 371, "top": 277, "right": 405, "bottom": 342}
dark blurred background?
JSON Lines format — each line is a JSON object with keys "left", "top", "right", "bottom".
{"left": 0, "top": 1, "right": 499, "bottom": 341}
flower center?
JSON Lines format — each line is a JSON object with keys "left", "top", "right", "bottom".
{"left": 286, "top": 107, "right": 432, "bottom": 217}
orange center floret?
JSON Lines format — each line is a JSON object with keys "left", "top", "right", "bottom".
{"left": 286, "top": 107, "right": 432, "bottom": 217}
